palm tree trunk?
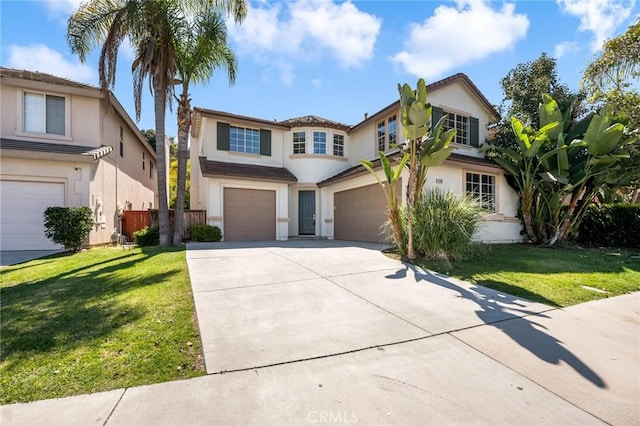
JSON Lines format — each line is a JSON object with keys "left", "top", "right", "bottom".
{"left": 173, "top": 88, "right": 190, "bottom": 246}
{"left": 154, "top": 78, "right": 171, "bottom": 247}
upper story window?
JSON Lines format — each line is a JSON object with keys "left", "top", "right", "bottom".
{"left": 142, "top": 152, "right": 146, "bottom": 170}
{"left": 433, "top": 107, "right": 480, "bottom": 147}
{"left": 119, "top": 126, "right": 124, "bottom": 157}
{"left": 150, "top": 161, "right": 154, "bottom": 179}
{"left": 333, "top": 134, "right": 344, "bottom": 157}
{"left": 23, "top": 92, "right": 65, "bottom": 135}
{"left": 217, "top": 122, "right": 272, "bottom": 156}
{"left": 377, "top": 114, "right": 397, "bottom": 152}
{"left": 446, "top": 112, "right": 469, "bottom": 145}
{"left": 293, "top": 131, "right": 306, "bottom": 154}
{"left": 230, "top": 125, "right": 260, "bottom": 154}
{"left": 466, "top": 172, "right": 495, "bottom": 213}
{"left": 313, "top": 131, "right": 326, "bottom": 154}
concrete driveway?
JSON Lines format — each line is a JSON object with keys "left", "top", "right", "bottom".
{"left": 183, "top": 240, "right": 639, "bottom": 425}
{"left": 2, "top": 240, "right": 638, "bottom": 425}
{"left": 0, "top": 250, "right": 63, "bottom": 267}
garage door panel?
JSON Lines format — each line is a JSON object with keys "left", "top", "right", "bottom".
{"left": 223, "top": 188, "right": 276, "bottom": 241}
{"left": 1, "top": 181, "right": 64, "bottom": 250}
{"left": 334, "top": 182, "right": 400, "bottom": 243}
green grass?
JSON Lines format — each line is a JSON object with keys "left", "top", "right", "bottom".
{"left": 0, "top": 247, "right": 204, "bottom": 404}
{"left": 415, "top": 244, "right": 640, "bottom": 307}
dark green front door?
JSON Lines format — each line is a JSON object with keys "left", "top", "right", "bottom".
{"left": 299, "top": 191, "right": 315, "bottom": 235}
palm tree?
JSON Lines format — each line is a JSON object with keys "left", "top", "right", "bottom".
{"left": 67, "top": 0, "right": 246, "bottom": 247}
{"left": 172, "top": 13, "right": 237, "bottom": 246}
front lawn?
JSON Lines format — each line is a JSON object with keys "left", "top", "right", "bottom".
{"left": 416, "top": 244, "right": 640, "bottom": 307}
{"left": 0, "top": 247, "right": 204, "bottom": 404}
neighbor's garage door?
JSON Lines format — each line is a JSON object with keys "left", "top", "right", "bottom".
{"left": 334, "top": 183, "right": 399, "bottom": 243}
{"left": 223, "top": 188, "right": 276, "bottom": 241}
{"left": 0, "top": 180, "right": 65, "bottom": 250}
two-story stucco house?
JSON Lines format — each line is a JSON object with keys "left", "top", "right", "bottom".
{"left": 190, "top": 73, "right": 524, "bottom": 243}
{"left": 0, "top": 68, "right": 158, "bottom": 250}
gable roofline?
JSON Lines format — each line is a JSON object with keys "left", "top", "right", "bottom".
{"left": 1, "top": 67, "right": 157, "bottom": 160}
{"left": 193, "top": 108, "right": 292, "bottom": 134}
{"left": 348, "top": 73, "right": 500, "bottom": 134}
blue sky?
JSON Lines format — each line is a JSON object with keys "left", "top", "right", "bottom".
{"left": 1, "top": 0, "right": 638, "bottom": 137}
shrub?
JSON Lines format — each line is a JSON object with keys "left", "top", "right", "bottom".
{"left": 43, "top": 207, "right": 93, "bottom": 252}
{"left": 133, "top": 226, "right": 159, "bottom": 246}
{"left": 577, "top": 204, "right": 640, "bottom": 248}
{"left": 190, "top": 224, "right": 222, "bottom": 242}
{"left": 412, "top": 190, "right": 483, "bottom": 260}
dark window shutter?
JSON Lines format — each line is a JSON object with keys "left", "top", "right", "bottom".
{"left": 470, "top": 117, "right": 480, "bottom": 147}
{"left": 432, "top": 106, "right": 444, "bottom": 127}
{"left": 217, "top": 122, "right": 230, "bottom": 151}
{"left": 260, "top": 129, "right": 271, "bottom": 156}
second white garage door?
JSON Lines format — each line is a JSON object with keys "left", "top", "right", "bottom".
{"left": 334, "top": 183, "right": 398, "bottom": 243}
{"left": 223, "top": 188, "right": 276, "bottom": 241}
{"left": 0, "top": 180, "right": 65, "bottom": 250}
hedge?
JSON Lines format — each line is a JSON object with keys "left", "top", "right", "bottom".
{"left": 577, "top": 204, "right": 640, "bottom": 248}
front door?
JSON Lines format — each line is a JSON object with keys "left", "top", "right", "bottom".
{"left": 298, "top": 190, "right": 316, "bottom": 235}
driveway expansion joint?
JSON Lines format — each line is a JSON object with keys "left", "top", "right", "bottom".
{"left": 102, "top": 388, "right": 127, "bottom": 426}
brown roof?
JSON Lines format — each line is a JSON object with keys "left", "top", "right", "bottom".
{"left": 199, "top": 157, "right": 297, "bottom": 183}
{"left": 194, "top": 108, "right": 291, "bottom": 129}
{"left": 349, "top": 73, "right": 500, "bottom": 133}
{"left": 317, "top": 152, "right": 501, "bottom": 187}
{"left": 1, "top": 138, "right": 113, "bottom": 160}
{"left": 0, "top": 67, "right": 98, "bottom": 91}
{"left": 279, "top": 115, "right": 351, "bottom": 132}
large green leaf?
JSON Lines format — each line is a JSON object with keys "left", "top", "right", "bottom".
{"left": 408, "top": 102, "right": 430, "bottom": 128}
{"left": 586, "top": 123, "right": 624, "bottom": 155}
{"left": 420, "top": 147, "right": 454, "bottom": 167}
{"left": 493, "top": 157, "right": 519, "bottom": 176}
{"left": 539, "top": 94, "right": 562, "bottom": 140}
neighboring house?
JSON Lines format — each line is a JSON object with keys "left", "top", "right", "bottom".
{"left": 0, "top": 68, "right": 158, "bottom": 250}
{"left": 190, "top": 73, "right": 524, "bottom": 243}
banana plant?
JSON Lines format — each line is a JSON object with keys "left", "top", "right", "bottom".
{"left": 398, "top": 79, "right": 456, "bottom": 259}
{"left": 361, "top": 151, "right": 409, "bottom": 254}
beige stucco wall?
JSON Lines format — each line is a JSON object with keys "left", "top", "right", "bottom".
{"left": 1, "top": 75, "right": 158, "bottom": 247}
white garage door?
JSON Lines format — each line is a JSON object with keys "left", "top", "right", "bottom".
{"left": 1, "top": 181, "right": 65, "bottom": 250}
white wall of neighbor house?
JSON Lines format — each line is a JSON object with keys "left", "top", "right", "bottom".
{"left": 348, "top": 120, "right": 379, "bottom": 165}
{"left": 205, "top": 177, "right": 290, "bottom": 241}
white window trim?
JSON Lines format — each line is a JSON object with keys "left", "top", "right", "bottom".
{"left": 333, "top": 132, "right": 345, "bottom": 157}
{"left": 15, "top": 89, "right": 72, "bottom": 141}
{"left": 464, "top": 169, "right": 499, "bottom": 214}
{"left": 445, "top": 110, "right": 470, "bottom": 146}
{"left": 292, "top": 130, "right": 306, "bottom": 155}
{"left": 230, "top": 125, "right": 260, "bottom": 155}
{"left": 312, "top": 130, "right": 327, "bottom": 155}
{"left": 376, "top": 115, "right": 398, "bottom": 153}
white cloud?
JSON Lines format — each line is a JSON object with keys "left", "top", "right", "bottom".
{"left": 228, "top": 0, "right": 381, "bottom": 84}
{"left": 7, "top": 44, "right": 96, "bottom": 84}
{"left": 42, "top": 0, "right": 83, "bottom": 15}
{"left": 557, "top": 0, "right": 635, "bottom": 51}
{"left": 554, "top": 41, "right": 580, "bottom": 58}
{"left": 391, "top": 0, "right": 529, "bottom": 80}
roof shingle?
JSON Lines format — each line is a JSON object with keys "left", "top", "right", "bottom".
{"left": 199, "top": 158, "right": 297, "bottom": 183}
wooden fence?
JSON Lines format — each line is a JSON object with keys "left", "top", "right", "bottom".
{"left": 121, "top": 209, "right": 207, "bottom": 242}
{"left": 149, "top": 209, "right": 207, "bottom": 240}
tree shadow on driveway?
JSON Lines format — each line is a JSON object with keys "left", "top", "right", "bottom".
{"left": 405, "top": 264, "right": 606, "bottom": 389}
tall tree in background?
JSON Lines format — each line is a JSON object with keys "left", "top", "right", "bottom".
{"left": 172, "top": 13, "right": 237, "bottom": 245}
{"left": 582, "top": 18, "right": 640, "bottom": 201}
{"left": 68, "top": 0, "right": 246, "bottom": 247}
